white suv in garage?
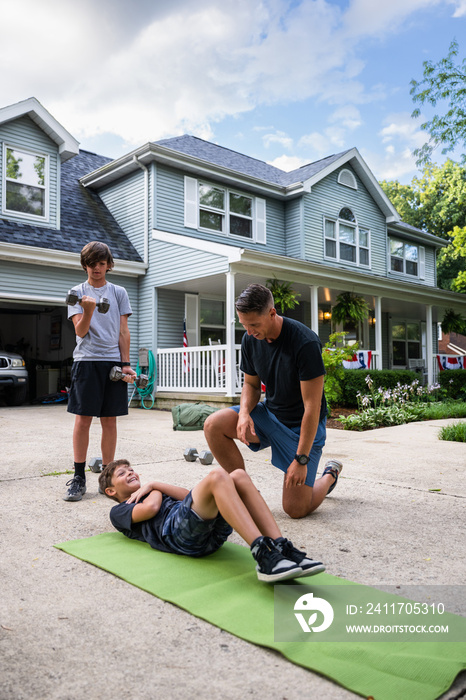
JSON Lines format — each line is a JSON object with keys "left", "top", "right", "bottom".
{"left": 0, "top": 350, "right": 29, "bottom": 405}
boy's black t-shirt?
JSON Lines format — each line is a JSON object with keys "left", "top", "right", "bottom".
{"left": 240, "top": 316, "right": 327, "bottom": 428}
{"left": 110, "top": 493, "right": 179, "bottom": 553}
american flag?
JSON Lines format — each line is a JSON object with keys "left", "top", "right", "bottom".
{"left": 183, "top": 320, "right": 190, "bottom": 372}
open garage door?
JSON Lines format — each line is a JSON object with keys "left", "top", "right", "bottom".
{"left": 0, "top": 300, "right": 76, "bottom": 404}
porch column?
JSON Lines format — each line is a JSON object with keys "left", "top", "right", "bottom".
{"left": 426, "top": 304, "right": 433, "bottom": 385}
{"left": 309, "top": 286, "right": 319, "bottom": 334}
{"left": 375, "top": 296, "right": 382, "bottom": 370}
{"left": 225, "top": 271, "right": 236, "bottom": 397}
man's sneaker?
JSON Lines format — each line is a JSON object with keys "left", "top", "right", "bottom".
{"left": 251, "top": 536, "right": 302, "bottom": 583}
{"left": 63, "top": 476, "right": 86, "bottom": 502}
{"left": 275, "top": 537, "right": 325, "bottom": 577}
{"left": 322, "top": 459, "right": 343, "bottom": 495}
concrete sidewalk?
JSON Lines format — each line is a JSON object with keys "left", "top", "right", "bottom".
{"left": 0, "top": 405, "right": 465, "bottom": 700}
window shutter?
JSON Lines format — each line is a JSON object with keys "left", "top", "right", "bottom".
{"left": 255, "top": 198, "right": 266, "bottom": 244}
{"left": 184, "top": 176, "right": 198, "bottom": 229}
{"left": 419, "top": 246, "right": 425, "bottom": 279}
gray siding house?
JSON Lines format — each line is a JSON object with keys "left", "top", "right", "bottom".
{"left": 1, "top": 97, "right": 465, "bottom": 402}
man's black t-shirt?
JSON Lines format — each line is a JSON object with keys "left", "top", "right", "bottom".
{"left": 110, "top": 492, "right": 179, "bottom": 553}
{"left": 240, "top": 317, "right": 327, "bottom": 428}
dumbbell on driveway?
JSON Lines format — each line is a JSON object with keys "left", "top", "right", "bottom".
{"left": 109, "top": 365, "right": 149, "bottom": 388}
{"left": 66, "top": 289, "right": 110, "bottom": 314}
{"left": 183, "top": 448, "right": 214, "bottom": 465}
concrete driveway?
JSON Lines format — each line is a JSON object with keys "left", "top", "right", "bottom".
{"left": 0, "top": 405, "right": 465, "bottom": 700}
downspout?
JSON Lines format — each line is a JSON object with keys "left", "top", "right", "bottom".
{"left": 133, "top": 155, "right": 149, "bottom": 265}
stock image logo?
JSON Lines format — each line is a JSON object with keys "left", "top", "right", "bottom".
{"left": 294, "top": 592, "right": 334, "bottom": 633}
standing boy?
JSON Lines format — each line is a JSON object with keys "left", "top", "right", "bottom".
{"left": 204, "top": 283, "right": 342, "bottom": 519}
{"left": 99, "top": 459, "right": 326, "bottom": 582}
{"left": 64, "top": 241, "right": 136, "bottom": 502}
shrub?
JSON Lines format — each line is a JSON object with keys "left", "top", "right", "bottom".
{"left": 339, "top": 369, "right": 419, "bottom": 407}
{"left": 438, "top": 369, "right": 466, "bottom": 401}
{"left": 438, "top": 421, "right": 466, "bottom": 442}
{"left": 322, "top": 332, "right": 358, "bottom": 409}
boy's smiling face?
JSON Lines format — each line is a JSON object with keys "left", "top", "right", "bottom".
{"left": 106, "top": 464, "right": 141, "bottom": 502}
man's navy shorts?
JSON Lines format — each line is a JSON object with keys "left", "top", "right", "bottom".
{"left": 162, "top": 491, "right": 233, "bottom": 557}
{"left": 230, "top": 402, "right": 326, "bottom": 487}
{"left": 67, "top": 361, "right": 129, "bottom": 417}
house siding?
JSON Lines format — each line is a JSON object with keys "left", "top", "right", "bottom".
{"left": 154, "top": 164, "right": 286, "bottom": 255}
{"left": 98, "top": 169, "right": 146, "bottom": 261}
{"left": 0, "top": 115, "right": 59, "bottom": 228}
{"left": 151, "top": 240, "right": 230, "bottom": 287}
{"left": 285, "top": 198, "right": 303, "bottom": 258}
{"left": 157, "top": 288, "right": 186, "bottom": 348}
{"left": 0, "top": 260, "right": 139, "bottom": 363}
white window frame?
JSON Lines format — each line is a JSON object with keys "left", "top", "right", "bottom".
{"left": 389, "top": 237, "right": 425, "bottom": 279}
{"left": 2, "top": 143, "right": 49, "bottom": 222}
{"left": 184, "top": 176, "right": 266, "bottom": 244}
{"left": 323, "top": 211, "right": 371, "bottom": 268}
{"left": 199, "top": 295, "right": 226, "bottom": 345}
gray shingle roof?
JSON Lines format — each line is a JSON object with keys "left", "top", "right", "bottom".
{"left": 0, "top": 150, "right": 142, "bottom": 262}
{"left": 156, "top": 134, "right": 351, "bottom": 187}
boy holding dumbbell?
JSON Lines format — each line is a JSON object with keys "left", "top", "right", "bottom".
{"left": 64, "top": 241, "right": 137, "bottom": 502}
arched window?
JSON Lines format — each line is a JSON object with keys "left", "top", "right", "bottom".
{"left": 338, "top": 168, "right": 357, "bottom": 189}
{"left": 324, "top": 208, "right": 370, "bottom": 267}
{"left": 339, "top": 207, "right": 356, "bottom": 222}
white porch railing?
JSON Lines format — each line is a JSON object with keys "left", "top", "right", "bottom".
{"left": 157, "top": 345, "right": 243, "bottom": 393}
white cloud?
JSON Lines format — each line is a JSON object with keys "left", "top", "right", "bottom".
{"left": 262, "top": 131, "right": 293, "bottom": 150}
{"left": 379, "top": 112, "right": 427, "bottom": 149}
{"left": 0, "top": 0, "right": 461, "bottom": 155}
{"left": 267, "top": 155, "right": 309, "bottom": 172}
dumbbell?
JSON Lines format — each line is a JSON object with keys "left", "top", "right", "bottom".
{"left": 183, "top": 447, "right": 214, "bottom": 465}
{"left": 89, "top": 457, "right": 103, "bottom": 473}
{"left": 109, "top": 365, "right": 149, "bottom": 388}
{"left": 66, "top": 289, "right": 110, "bottom": 314}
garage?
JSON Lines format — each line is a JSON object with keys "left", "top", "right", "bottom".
{"left": 0, "top": 299, "right": 76, "bottom": 405}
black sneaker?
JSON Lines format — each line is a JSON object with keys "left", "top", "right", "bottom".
{"left": 275, "top": 537, "right": 325, "bottom": 577}
{"left": 251, "top": 536, "right": 302, "bottom": 583}
{"left": 63, "top": 476, "right": 86, "bottom": 502}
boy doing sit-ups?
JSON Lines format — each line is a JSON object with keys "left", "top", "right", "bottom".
{"left": 99, "top": 460, "right": 325, "bottom": 583}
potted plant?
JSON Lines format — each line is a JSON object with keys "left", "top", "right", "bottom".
{"left": 331, "top": 292, "right": 370, "bottom": 325}
{"left": 266, "top": 278, "right": 301, "bottom": 315}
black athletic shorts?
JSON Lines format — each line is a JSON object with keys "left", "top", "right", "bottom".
{"left": 67, "top": 361, "right": 129, "bottom": 417}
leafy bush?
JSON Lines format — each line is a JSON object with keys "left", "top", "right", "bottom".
{"left": 438, "top": 369, "right": 466, "bottom": 401}
{"left": 438, "top": 421, "right": 466, "bottom": 443}
{"left": 338, "top": 375, "right": 444, "bottom": 430}
{"left": 322, "top": 332, "right": 358, "bottom": 409}
{"left": 339, "top": 369, "right": 419, "bottom": 407}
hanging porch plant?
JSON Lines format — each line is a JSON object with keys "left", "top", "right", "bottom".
{"left": 266, "top": 278, "right": 301, "bottom": 315}
{"left": 441, "top": 308, "right": 466, "bottom": 335}
{"left": 331, "top": 291, "right": 370, "bottom": 325}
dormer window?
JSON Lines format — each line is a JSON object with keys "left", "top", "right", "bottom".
{"left": 324, "top": 207, "right": 370, "bottom": 267}
{"left": 338, "top": 168, "right": 357, "bottom": 189}
{"left": 3, "top": 145, "right": 48, "bottom": 219}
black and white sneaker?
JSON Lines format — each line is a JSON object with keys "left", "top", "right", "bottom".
{"left": 251, "top": 536, "right": 302, "bottom": 583}
{"left": 275, "top": 537, "right": 325, "bottom": 577}
{"left": 63, "top": 476, "right": 86, "bottom": 502}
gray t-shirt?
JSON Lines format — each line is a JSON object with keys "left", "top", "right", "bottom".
{"left": 68, "top": 281, "right": 132, "bottom": 361}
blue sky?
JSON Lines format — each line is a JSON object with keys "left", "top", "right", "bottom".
{"left": 1, "top": 0, "right": 465, "bottom": 183}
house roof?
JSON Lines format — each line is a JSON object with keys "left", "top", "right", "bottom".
{"left": 388, "top": 220, "right": 447, "bottom": 248}
{"left": 0, "top": 97, "right": 79, "bottom": 162}
{"left": 0, "top": 150, "right": 143, "bottom": 262}
{"left": 156, "top": 134, "right": 351, "bottom": 187}
{"left": 81, "top": 134, "right": 399, "bottom": 219}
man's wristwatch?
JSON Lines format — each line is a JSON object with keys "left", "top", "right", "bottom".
{"left": 294, "top": 453, "right": 310, "bottom": 465}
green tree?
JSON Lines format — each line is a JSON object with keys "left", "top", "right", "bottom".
{"left": 380, "top": 161, "right": 466, "bottom": 293}
{"left": 410, "top": 39, "right": 466, "bottom": 166}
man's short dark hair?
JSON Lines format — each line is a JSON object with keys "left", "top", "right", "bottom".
{"left": 80, "top": 241, "right": 114, "bottom": 272}
{"left": 235, "top": 284, "right": 274, "bottom": 315}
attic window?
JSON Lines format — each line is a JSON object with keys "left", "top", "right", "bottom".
{"left": 338, "top": 168, "right": 357, "bottom": 189}
{"left": 3, "top": 145, "right": 48, "bottom": 219}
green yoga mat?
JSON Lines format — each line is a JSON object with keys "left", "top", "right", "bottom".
{"left": 55, "top": 533, "right": 466, "bottom": 700}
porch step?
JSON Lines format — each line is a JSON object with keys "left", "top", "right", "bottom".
{"left": 130, "top": 392, "right": 240, "bottom": 411}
